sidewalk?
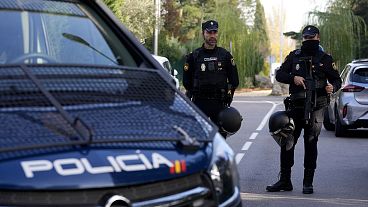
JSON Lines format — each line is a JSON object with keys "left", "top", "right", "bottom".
{"left": 235, "top": 89, "right": 272, "bottom": 96}
{"left": 179, "top": 88, "right": 274, "bottom": 96}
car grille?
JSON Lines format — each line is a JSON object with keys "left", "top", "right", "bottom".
{"left": 0, "top": 173, "right": 216, "bottom": 206}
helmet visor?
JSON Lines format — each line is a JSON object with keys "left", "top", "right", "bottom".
{"left": 271, "top": 130, "right": 294, "bottom": 151}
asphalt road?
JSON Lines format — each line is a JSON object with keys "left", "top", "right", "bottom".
{"left": 227, "top": 94, "right": 368, "bottom": 207}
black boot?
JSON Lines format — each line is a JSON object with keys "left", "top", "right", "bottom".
{"left": 303, "top": 169, "right": 314, "bottom": 194}
{"left": 266, "top": 168, "right": 293, "bottom": 192}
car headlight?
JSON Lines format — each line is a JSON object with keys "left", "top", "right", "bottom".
{"left": 209, "top": 133, "right": 240, "bottom": 204}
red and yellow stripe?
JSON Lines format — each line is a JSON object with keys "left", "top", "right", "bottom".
{"left": 170, "top": 160, "right": 186, "bottom": 174}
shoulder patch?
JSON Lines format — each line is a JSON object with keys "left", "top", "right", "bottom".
{"left": 294, "top": 49, "right": 301, "bottom": 55}
{"left": 184, "top": 63, "right": 189, "bottom": 71}
{"left": 332, "top": 62, "right": 337, "bottom": 70}
{"left": 231, "top": 58, "right": 236, "bottom": 66}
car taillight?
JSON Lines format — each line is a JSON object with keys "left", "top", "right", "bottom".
{"left": 342, "top": 105, "right": 348, "bottom": 118}
{"left": 341, "top": 84, "right": 365, "bottom": 92}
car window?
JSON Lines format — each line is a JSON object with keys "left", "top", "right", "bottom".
{"left": 340, "top": 65, "right": 350, "bottom": 81}
{"left": 0, "top": 0, "right": 137, "bottom": 66}
{"left": 352, "top": 68, "right": 368, "bottom": 83}
{"left": 0, "top": 0, "right": 216, "bottom": 152}
{"left": 162, "top": 61, "right": 172, "bottom": 73}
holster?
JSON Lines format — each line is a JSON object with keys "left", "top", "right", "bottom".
{"left": 290, "top": 91, "right": 306, "bottom": 100}
{"left": 289, "top": 91, "right": 306, "bottom": 109}
{"left": 283, "top": 97, "right": 293, "bottom": 112}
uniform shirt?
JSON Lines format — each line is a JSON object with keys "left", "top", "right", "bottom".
{"left": 183, "top": 45, "right": 239, "bottom": 94}
{"left": 276, "top": 49, "right": 342, "bottom": 108}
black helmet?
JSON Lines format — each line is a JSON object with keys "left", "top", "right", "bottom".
{"left": 268, "top": 111, "right": 295, "bottom": 150}
{"left": 217, "top": 107, "right": 243, "bottom": 136}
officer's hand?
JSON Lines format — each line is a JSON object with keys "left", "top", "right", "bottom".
{"left": 325, "top": 83, "right": 333, "bottom": 94}
{"left": 226, "top": 90, "right": 233, "bottom": 106}
{"left": 294, "top": 76, "right": 306, "bottom": 89}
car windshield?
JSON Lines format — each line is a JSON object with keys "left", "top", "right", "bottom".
{"left": 0, "top": 0, "right": 136, "bottom": 66}
{"left": 352, "top": 68, "right": 368, "bottom": 83}
{"left": 0, "top": 0, "right": 215, "bottom": 154}
{"left": 0, "top": 65, "right": 215, "bottom": 154}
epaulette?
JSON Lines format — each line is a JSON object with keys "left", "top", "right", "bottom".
{"left": 294, "top": 49, "right": 301, "bottom": 55}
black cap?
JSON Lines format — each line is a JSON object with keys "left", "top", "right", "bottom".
{"left": 302, "top": 25, "right": 319, "bottom": 37}
{"left": 202, "top": 20, "right": 218, "bottom": 32}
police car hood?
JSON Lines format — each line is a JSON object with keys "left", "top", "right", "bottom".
{"left": 0, "top": 146, "right": 212, "bottom": 189}
{"left": 0, "top": 65, "right": 216, "bottom": 189}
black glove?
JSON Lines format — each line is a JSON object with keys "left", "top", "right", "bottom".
{"left": 283, "top": 96, "right": 292, "bottom": 111}
{"left": 225, "top": 89, "right": 233, "bottom": 106}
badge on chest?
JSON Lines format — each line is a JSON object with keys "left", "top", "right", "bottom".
{"left": 201, "top": 63, "right": 206, "bottom": 71}
{"left": 201, "top": 57, "right": 221, "bottom": 72}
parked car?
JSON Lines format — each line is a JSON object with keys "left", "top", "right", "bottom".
{"left": 0, "top": 0, "right": 242, "bottom": 206}
{"left": 152, "top": 54, "right": 180, "bottom": 89}
{"left": 324, "top": 59, "right": 368, "bottom": 137}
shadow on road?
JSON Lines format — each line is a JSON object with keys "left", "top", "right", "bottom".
{"left": 323, "top": 127, "right": 368, "bottom": 139}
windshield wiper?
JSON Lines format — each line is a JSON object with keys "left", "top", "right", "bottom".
{"left": 19, "top": 65, "right": 93, "bottom": 143}
{"left": 174, "top": 125, "right": 200, "bottom": 151}
{"left": 62, "top": 33, "right": 121, "bottom": 65}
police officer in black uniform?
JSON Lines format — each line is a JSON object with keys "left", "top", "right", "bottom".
{"left": 266, "top": 25, "right": 342, "bottom": 194}
{"left": 183, "top": 20, "right": 239, "bottom": 138}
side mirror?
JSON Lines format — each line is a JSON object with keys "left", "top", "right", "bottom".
{"left": 173, "top": 69, "right": 178, "bottom": 76}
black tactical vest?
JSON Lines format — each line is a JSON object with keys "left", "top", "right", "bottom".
{"left": 291, "top": 50, "right": 327, "bottom": 90}
{"left": 291, "top": 50, "right": 329, "bottom": 108}
{"left": 192, "top": 47, "right": 228, "bottom": 98}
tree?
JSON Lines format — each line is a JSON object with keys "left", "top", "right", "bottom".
{"left": 351, "top": 0, "right": 368, "bottom": 57}
{"left": 266, "top": 5, "right": 295, "bottom": 63}
{"left": 103, "top": 0, "right": 155, "bottom": 42}
{"left": 162, "top": 0, "right": 182, "bottom": 38}
{"left": 253, "top": 0, "right": 270, "bottom": 56}
{"left": 103, "top": 0, "right": 271, "bottom": 88}
{"left": 308, "top": 0, "right": 366, "bottom": 68}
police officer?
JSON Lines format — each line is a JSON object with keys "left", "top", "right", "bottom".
{"left": 183, "top": 20, "right": 239, "bottom": 138}
{"left": 266, "top": 25, "right": 342, "bottom": 194}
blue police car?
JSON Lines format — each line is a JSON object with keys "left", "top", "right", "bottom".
{"left": 0, "top": 0, "right": 242, "bottom": 206}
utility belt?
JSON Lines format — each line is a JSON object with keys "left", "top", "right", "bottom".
{"left": 193, "top": 88, "right": 227, "bottom": 100}
{"left": 285, "top": 92, "right": 308, "bottom": 110}
{"left": 285, "top": 91, "right": 328, "bottom": 111}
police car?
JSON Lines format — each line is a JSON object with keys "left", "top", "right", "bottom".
{"left": 152, "top": 55, "right": 180, "bottom": 89}
{"left": 0, "top": 0, "right": 242, "bottom": 206}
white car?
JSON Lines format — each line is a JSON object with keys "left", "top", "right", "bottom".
{"left": 152, "top": 55, "right": 180, "bottom": 89}
{"left": 324, "top": 59, "right": 368, "bottom": 136}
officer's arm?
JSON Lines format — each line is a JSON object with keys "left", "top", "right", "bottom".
{"left": 323, "top": 55, "right": 342, "bottom": 93}
{"left": 275, "top": 52, "right": 294, "bottom": 84}
{"left": 224, "top": 52, "right": 239, "bottom": 106}
{"left": 183, "top": 53, "right": 194, "bottom": 92}
{"left": 226, "top": 52, "right": 239, "bottom": 90}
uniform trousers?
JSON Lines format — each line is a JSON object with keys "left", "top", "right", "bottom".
{"left": 281, "top": 107, "right": 325, "bottom": 170}
{"left": 193, "top": 97, "right": 226, "bottom": 137}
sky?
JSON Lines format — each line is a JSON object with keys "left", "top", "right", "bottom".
{"left": 259, "top": 0, "right": 329, "bottom": 32}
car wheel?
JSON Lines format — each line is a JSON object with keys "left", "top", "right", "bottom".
{"left": 334, "top": 110, "right": 346, "bottom": 137}
{"left": 323, "top": 109, "right": 335, "bottom": 131}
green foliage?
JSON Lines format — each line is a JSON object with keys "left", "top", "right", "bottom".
{"left": 308, "top": 0, "right": 367, "bottom": 69}
{"left": 253, "top": 0, "right": 269, "bottom": 56}
{"left": 260, "top": 61, "right": 270, "bottom": 77}
{"left": 103, "top": 0, "right": 270, "bottom": 88}
{"left": 163, "top": 0, "right": 182, "bottom": 38}
{"left": 180, "top": 4, "right": 203, "bottom": 41}
{"left": 351, "top": 0, "right": 368, "bottom": 57}
{"left": 103, "top": 0, "right": 155, "bottom": 42}
{"left": 103, "top": 0, "right": 124, "bottom": 18}
{"left": 181, "top": 0, "right": 269, "bottom": 87}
